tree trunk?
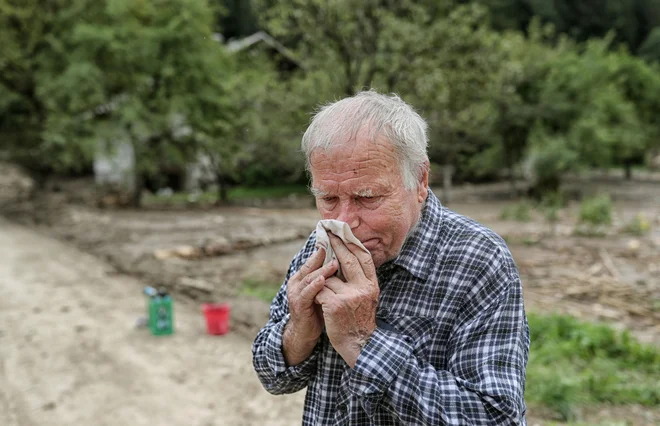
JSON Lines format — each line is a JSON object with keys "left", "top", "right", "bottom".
{"left": 28, "top": 169, "right": 49, "bottom": 200}
{"left": 509, "top": 167, "right": 518, "bottom": 197}
{"left": 529, "top": 175, "right": 561, "bottom": 200}
{"left": 624, "top": 162, "right": 633, "bottom": 180}
{"left": 217, "top": 172, "right": 229, "bottom": 205}
{"left": 441, "top": 165, "right": 454, "bottom": 205}
{"left": 131, "top": 173, "right": 144, "bottom": 208}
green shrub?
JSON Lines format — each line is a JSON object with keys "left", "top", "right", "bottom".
{"left": 579, "top": 195, "right": 613, "bottom": 226}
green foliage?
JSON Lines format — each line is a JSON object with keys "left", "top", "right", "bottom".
{"left": 0, "top": 0, "right": 102, "bottom": 177}
{"left": 624, "top": 213, "right": 652, "bottom": 236}
{"left": 500, "top": 200, "right": 533, "bottom": 222}
{"left": 241, "top": 278, "right": 281, "bottom": 303}
{"left": 477, "top": 0, "right": 660, "bottom": 55}
{"left": 5, "top": 0, "right": 660, "bottom": 201}
{"left": 540, "top": 191, "right": 565, "bottom": 219}
{"left": 638, "top": 27, "right": 660, "bottom": 63}
{"left": 0, "top": 0, "right": 235, "bottom": 201}
{"left": 526, "top": 313, "right": 660, "bottom": 420}
{"left": 579, "top": 194, "right": 613, "bottom": 226}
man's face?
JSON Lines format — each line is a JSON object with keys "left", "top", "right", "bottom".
{"left": 309, "top": 131, "right": 428, "bottom": 268}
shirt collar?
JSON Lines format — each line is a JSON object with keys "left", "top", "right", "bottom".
{"left": 388, "top": 189, "right": 444, "bottom": 280}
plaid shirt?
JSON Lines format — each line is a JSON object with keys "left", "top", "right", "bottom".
{"left": 253, "top": 190, "right": 529, "bottom": 425}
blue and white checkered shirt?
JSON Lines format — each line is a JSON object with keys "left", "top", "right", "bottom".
{"left": 253, "top": 190, "right": 529, "bottom": 425}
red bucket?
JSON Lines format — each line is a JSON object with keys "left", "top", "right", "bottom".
{"left": 202, "top": 303, "right": 231, "bottom": 335}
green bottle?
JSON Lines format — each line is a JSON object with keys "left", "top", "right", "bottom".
{"left": 148, "top": 288, "right": 174, "bottom": 336}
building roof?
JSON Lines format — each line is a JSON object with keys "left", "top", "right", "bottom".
{"left": 224, "top": 31, "right": 302, "bottom": 69}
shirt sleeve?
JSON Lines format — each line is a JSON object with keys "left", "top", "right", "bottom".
{"left": 252, "top": 235, "right": 320, "bottom": 395}
{"left": 343, "top": 253, "right": 529, "bottom": 425}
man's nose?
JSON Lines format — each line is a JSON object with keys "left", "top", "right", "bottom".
{"left": 336, "top": 201, "right": 360, "bottom": 229}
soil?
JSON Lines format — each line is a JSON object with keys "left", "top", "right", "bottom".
{"left": 1, "top": 165, "right": 659, "bottom": 425}
{"left": 0, "top": 216, "right": 305, "bottom": 426}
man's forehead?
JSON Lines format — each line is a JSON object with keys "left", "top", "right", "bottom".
{"left": 310, "top": 185, "right": 380, "bottom": 197}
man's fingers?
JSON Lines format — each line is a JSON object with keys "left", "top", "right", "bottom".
{"left": 300, "top": 258, "right": 338, "bottom": 287}
{"left": 299, "top": 274, "right": 326, "bottom": 303}
{"left": 328, "top": 233, "right": 366, "bottom": 282}
{"left": 344, "top": 241, "right": 377, "bottom": 282}
{"left": 322, "top": 276, "right": 346, "bottom": 294}
{"left": 296, "top": 248, "right": 326, "bottom": 280}
{"left": 314, "top": 286, "right": 336, "bottom": 306}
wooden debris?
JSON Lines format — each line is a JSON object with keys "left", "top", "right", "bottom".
{"left": 599, "top": 249, "right": 620, "bottom": 281}
{"left": 178, "top": 277, "right": 213, "bottom": 293}
{"left": 154, "top": 245, "right": 203, "bottom": 260}
{"left": 588, "top": 262, "right": 604, "bottom": 276}
{"left": 153, "top": 229, "right": 309, "bottom": 260}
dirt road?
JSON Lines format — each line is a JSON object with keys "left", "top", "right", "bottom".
{"left": 0, "top": 218, "right": 304, "bottom": 426}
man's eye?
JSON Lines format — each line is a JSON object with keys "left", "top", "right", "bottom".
{"left": 360, "top": 196, "right": 379, "bottom": 203}
{"left": 322, "top": 197, "right": 337, "bottom": 203}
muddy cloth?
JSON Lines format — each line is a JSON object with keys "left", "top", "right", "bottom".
{"left": 314, "top": 219, "right": 369, "bottom": 280}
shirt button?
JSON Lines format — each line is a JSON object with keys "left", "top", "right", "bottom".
{"left": 338, "top": 403, "right": 347, "bottom": 414}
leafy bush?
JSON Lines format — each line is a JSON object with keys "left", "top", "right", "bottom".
{"left": 526, "top": 313, "right": 660, "bottom": 421}
{"left": 578, "top": 195, "right": 613, "bottom": 226}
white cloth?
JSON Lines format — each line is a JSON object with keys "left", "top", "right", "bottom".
{"left": 315, "top": 220, "right": 369, "bottom": 280}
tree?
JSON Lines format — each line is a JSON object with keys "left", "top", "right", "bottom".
{"left": 254, "top": 0, "right": 461, "bottom": 97}
{"left": 217, "top": 0, "right": 258, "bottom": 39}
{"left": 77, "top": 0, "right": 236, "bottom": 206}
{"left": 476, "top": 0, "right": 660, "bottom": 59}
{"left": 0, "top": 0, "right": 103, "bottom": 187}
{"left": 523, "top": 36, "right": 653, "bottom": 192}
{"left": 254, "top": 1, "right": 512, "bottom": 200}
{"left": 0, "top": 0, "right": 236, "bottom": 205}
{"left": 638, "top": 27, "right": 660, "bottom": 63}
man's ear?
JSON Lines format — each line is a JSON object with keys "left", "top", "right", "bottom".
{"left": 417, "top": 161, "right": 430, "bottom": 203}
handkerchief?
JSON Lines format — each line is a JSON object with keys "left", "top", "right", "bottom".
{"left": 315, "top": 219, "right": 369, "bottom": 280}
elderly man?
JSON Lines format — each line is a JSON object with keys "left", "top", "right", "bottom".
{"left": 252, "top": 91, "right": 529, "bottom": 425}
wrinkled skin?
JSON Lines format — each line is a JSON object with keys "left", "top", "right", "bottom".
{"left": 289, "top": 129, "right": 429, "bottom": 367}
{"left": 310, "top": 131, "right": 428, "bottom": 269}
{"left": 282, "top": 249, "right": 338, "bottom": 366}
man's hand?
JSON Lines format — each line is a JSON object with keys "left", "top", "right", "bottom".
{"left": 315, "top": 233, "right": 380, "bottom": 367}
{"left": 283, "top": 248, "right": 338, "bottom": 366}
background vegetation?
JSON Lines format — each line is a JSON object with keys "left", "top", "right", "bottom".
{"left": 3, "top": 0, "right": 660, "bottom": 205}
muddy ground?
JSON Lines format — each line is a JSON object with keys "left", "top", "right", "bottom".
{"left": 0, "top": 217, "right": 305, "bottom": 426}
{"left": 1, "top": 164, "right": 659, "bottom": 425}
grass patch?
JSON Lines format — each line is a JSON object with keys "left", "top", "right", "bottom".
{"left": 526, "top": 313, "right": 660, "bottom": 421}
{"left": 144, "top": 184, "right": 310, "bottom": 206}
{"left": 241, "top": 279, "right": 281, "bottom": 303}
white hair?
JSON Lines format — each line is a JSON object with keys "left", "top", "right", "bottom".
{"left": 301, "top": 90, "right": 429, "bottom": 190}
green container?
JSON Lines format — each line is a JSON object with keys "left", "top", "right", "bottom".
{"left": 148, "top": 289, "right": 174, "bottom": 336}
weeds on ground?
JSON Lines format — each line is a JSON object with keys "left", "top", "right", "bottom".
{"left": 241, "top": 279, "right": 281, "bottom": 303}
{"left": 526, "top": 313, "right": 660, "bottom": 421}
{"left": 578, "top": 195, "right": 613, "bottom": 226}
{"left": 623, "top": 213, "right": 651, "bottom": 236}
{"left": 500, "top": 200, "right": 533, "bottom": 222}
{"left": 539, "top": 192, "right": 565, "bottom": 235}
